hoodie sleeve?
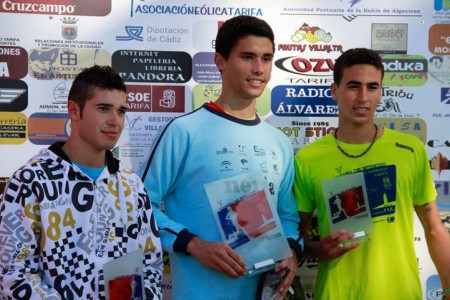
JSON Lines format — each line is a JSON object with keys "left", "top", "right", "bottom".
{"left": 135, "top": 178, "right": 163, "bottom": 300}
{"left": 0, "top": 167, "right": 62, "bottom": 299}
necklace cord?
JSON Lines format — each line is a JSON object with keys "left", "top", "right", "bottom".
{"left": 334, "top": 124, "right": 378, "bottom": 158}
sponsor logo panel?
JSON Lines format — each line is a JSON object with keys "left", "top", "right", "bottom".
{"left": 28, "top": 112, "right": 69, "bottom": 145}
{"left": 371, "top": 23, "right": 407, "bottom": 54}
{"left": 0, "top": 79, "right": 27, "bottom": 112}
{"left": 381, "top": 54, "right": 428, "bottom": 86}
{"left": 375, "top": 87, "right": 417, "bottom": 118}
{"left": 271, "top": 85, "right": 336, "bottom": 117}
{"left": 126, "top": 84, "right": 185, "bottom": 113}
{"left": 192, "top": 52, "right": 221, "bottom": 84}
{"left": 428, "top": 55, "right": 450, "bottom": 86}
{"left": 0, "top": 0, "right": 111, "bottom": 16}
{"left": 28, "top": 48, "right": 110, "bottom": 80}
{"left": 434, "top": 0, "right": 450, "bottom": 11}
{"left": 112, "top": 50, "right": 192, "bottom": 83}
{"left": 429, "top": 24, "right": 450, "bottom": 55}
{"left": 375, "top": 117, "right": 427, "bottom": 143}
{"left": 0, "top": 46, "right": 28, "bottom": 79}
{"left": 426, "top": 275, "right": 444, "bottom": 300}
{"left": 0, "top": 112, "right": 27, "bottom": 144}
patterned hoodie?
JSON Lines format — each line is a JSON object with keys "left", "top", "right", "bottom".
{"left": 0, "top": 142, "right": 162, "bottom": 299}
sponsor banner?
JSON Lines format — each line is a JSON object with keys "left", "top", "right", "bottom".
{"left": 0, "top": 112, "right": 27, "bottom": 144}
{"left": 28, "top": 48, "right": 111, "bottom": 80}
{"left": 436, "top": 180, "right": 450, "bottom": 210}
{"left": 192, "top": 84, "right": 271, "bottom": 116}
{"left": 192, "top": 52, "right": 221, "bottom": 83}
{"left": 371, "top": 23, "right": 407, "bottom": 54}
{"left": 28, "top": 112, "right": 69, "bottom": 145}
{"left": 119, "top": 113, "right": 175, "bottom": 148}
{"left": 381, "top": 54, "right": 428, "bottom": 86}
{"left": 434, "top": 0, "right": 450, "bottom": 11}
{"left": 271, "top": 85, "right": 336, "bottom": 117}
{"left": 375, "top": 117, "right": 427, "bottom": 143}
{"left": 375, "top": 87, "right": 416, "bottom": 118}
{"left": 428, "top": 24, "right": 450, "bottom": 55}
{"left": 126, "top": 84, "right": 186, "bottom": 113}
{"left": 274, "top": 56, "right": 335, "bottom": 78}
{"left": 112, "top": 146, "right": 150, "bottom": 172}
{"left": 428, "top": 55, "right": 450, "bottom": 86}
{"left": 426, "top": 275, "right": 444, "bottom": 300}
{"left": 0, "top": 0, "right": 112, "bottom": 16}
{"left": 441, "top": 87, "right": 450, "bottom": 104}
{"left": 0, "top": 79, "right": 28, "bottom": 112}
{"left": 0, "top": 46, "right": 28, "bottom": 79}
{"left": 112, "top": 50, "right": 192, "bottom": 83}
{"left": 0, "top": 177, "right": 8, "bottom": 201}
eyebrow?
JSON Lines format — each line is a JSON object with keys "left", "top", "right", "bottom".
{"left": 95, "top": 102, "right": 128, "bottom": 111}
{"left": 239, "top": 51, "right": 273, "bottom": 58}
{"left": 346, "top": 80, "right": 380, "bottom": 87}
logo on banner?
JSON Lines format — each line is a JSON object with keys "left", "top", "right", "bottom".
{"left": 0, "top": 79, "right": 28, "bottom": 112}
{"left": 291, "top": 23, "right": 332, "bottom": 44}
{"left": 429, "top": 24, "right": 450, "bottom": 55}
{"left": 0, "top": 0, "right": 112, "bottom": 16}
{"left": 375, "top": 87, "right": 416, "bottom": 118}
{"left": 275, "top": 56, "right": 335, "bottom": 79}
{"left": 28, "top": 113, "right": 70, "bottom": 145}
{"left": 116, "top": 26, "right": 144, "bottom": 41}
{"left": 277, "top": 24, "right": 344, "bottom": 54}
{"left": 426, "top": 275, "right": 444, "bottom": 300}
{"left": 375, "top": 117, "right": 427, "bottom": 143}
{"left": 0, "top": 112, "right": 27, "bottom": 144}
{"left": 381, "top": 54, "right": 428, "bottom": 87}
{"left": 371, "top": 23, "right": 407, "bottom": 54}
{"left": 271, "top": 85, "right": 336, "bottom": 117}
{"left": 61, "top": 17, "right": 78, "bottom": 40}
{"left": 28, "top": 48, "right": 110, "bottom": 80}
{"left": 112, "top": 50, "right": 192, "bottom": 83}
{"left": 434, "top": 0, "right": 450, "bottom": 11}
{"left": 441, "top": 88, "right": 450, "bottom": 104}
{"left": 192, "top": 52, "right": 221, "bottom": 84}
{"left": 126, "top": 85, "right": 185, "bottom": 112}
{"left": 0, "top": 46, "right": 28, "bottom": 79}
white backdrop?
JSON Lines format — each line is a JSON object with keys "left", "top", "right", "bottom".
{"left": 0, "top": 1, "right": 449, "bottom": 299}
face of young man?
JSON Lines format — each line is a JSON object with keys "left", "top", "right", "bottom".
{"left": 331, "top": 64, "right": 383, "bottom": 126}
{"left": 215, "top": 35, "right": 274, "bottom": 102}
{"left": 70, "top": 88, "right": 127, "bottom": 154}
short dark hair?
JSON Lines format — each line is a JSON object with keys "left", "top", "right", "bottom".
{"left": 333, "top": 48, "right": 384, "bottom": 85}
{"left": 215, "top": 15, "right": 275, "bottom": 60}
{"left": 68, "top": 65, "right": 126, "bottom": 113}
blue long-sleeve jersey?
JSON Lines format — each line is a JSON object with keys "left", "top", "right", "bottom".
{"left": 140, "top": 104, "right": 303, "bottom": 300}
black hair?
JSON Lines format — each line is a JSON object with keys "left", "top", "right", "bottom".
{"left": 215, "top": 15, "right": 275, "bottom": 60}
{"left": 68, "top": 65, "right": 126, "bottom": 114}
{"left": 333, "top": 48, "right": 384, "bottom": 85}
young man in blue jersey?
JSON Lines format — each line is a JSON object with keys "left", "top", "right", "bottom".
{"left": 140, "top": 15, "right": 303, "bottom": 299}
{"left": 294, "top": 48, "right": 450, "bottom": 299}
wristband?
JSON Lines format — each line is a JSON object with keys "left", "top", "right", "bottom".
{"left": 443, "top": 288, "right": 450, "bottom": 299}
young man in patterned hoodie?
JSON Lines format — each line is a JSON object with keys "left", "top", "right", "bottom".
{"left": 0, "top": 65, "right": 163, "bottom": 299}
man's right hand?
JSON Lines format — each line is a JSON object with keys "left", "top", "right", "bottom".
{"left": 319, "top": 230, "right": 360, "bottom": 259}
{"left": 186, "top": 237, "right": 247, "bottom": 277}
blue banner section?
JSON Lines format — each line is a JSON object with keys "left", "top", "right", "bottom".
{"left": 271, "top": 85, "right": 337, "bottom": 117}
